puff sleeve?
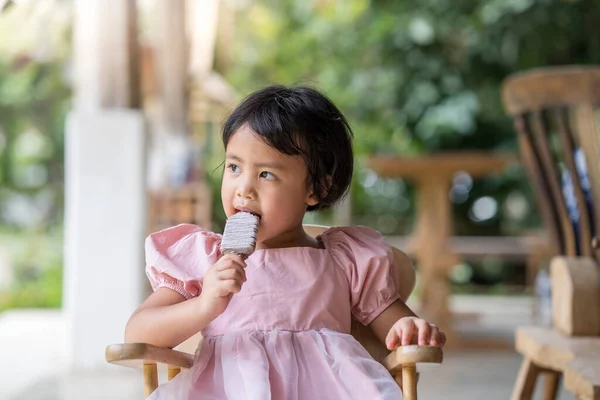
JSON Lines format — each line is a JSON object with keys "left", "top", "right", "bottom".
{"left": 324, "top": 226, "right": 401, "bottom": 325}
{"left": 145, "top": 224, "right": 221, "bottom": 299}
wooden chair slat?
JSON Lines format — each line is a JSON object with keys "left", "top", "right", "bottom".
{"left": 514, "top": 115, "right": 563, "bottom": 253}
{"left": 143, "top": 363, "right": 158, "bottom": 397}
{"left": 530, "top": 111, "right": 577, "bottom": 256}
{"left": 574, "top": 105, "right": 600, "bottom": 246}
{"left": 553, "top": 108, "right": 593, "bottom": 257}
{"left": 167, "top": 366, "right": 181, "bottom": 381}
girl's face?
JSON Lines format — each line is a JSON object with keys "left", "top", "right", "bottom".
{"left": 221, "top": 125, "right": 318, "bottom": 248}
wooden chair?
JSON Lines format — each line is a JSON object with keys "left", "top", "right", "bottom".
{"left": 106, "top": 224, "right": 443, "bottom": 399}
{"left": 502, "top": 66, "right": 600, "bottom": 399}
{"left": 147, "top": 181, "right": 212, "bottom": 234}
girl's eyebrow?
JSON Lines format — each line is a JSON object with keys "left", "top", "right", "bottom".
{"left": 226, "top": 154, "right": 286, "bottom": 170}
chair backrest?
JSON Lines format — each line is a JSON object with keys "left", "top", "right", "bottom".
{"left": 502, "top": 66, "right": 600, "bottom": 259}
{"left": 177, "top": 224, "right": 416, "bottom": 362}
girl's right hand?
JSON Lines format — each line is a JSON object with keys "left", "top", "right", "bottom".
{"left": 196, "top": 254, "right": 247, "bottom": 320}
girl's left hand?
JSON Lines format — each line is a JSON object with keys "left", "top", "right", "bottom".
{"left": 385, "top": 316, "right": 446, "bottom": 349}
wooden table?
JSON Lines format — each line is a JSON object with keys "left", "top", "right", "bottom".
{"left": 367, "top": 152, "right": 518, "bottom": 341}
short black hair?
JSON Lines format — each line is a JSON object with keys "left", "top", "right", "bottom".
{"left": 222, "top": 85, "right": 354, "bottom": 211}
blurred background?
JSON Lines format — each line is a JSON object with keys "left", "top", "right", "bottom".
{"left": 1, "top": 0, "right": 598, "bottom": 398}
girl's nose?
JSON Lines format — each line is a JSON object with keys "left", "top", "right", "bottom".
{"left": 236, "top": 181, "right": 255, "bottom": 199}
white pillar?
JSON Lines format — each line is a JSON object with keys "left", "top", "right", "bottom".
{"left": 66, "top": 0, "right": 142, "bottom": 372}
{"left": 73, "top": 0, "right": 140, "bottom": 111}
{"left": 64, "top": 110, "right": 146, "bottom": 370}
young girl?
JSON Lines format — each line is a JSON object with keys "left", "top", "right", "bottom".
{"left": 125, "top": 85, "right": 446, "bottom": 399}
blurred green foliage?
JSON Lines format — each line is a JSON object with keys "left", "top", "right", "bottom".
{"left": 219, "top": 0, "right": 600, "bottom": 239}
{"left": 0, "top": 228, "right": 63, "bottom": 311}
{"left": 0, "top": 2, "right": 71, "bottom": 310}
{"left": 0, "top": 264, "right": 62, "bottom": 311}
{"left": 0, "top": 59, "right": 69, "bottom": 307}
{"left": 0, "top": 1, "right": 71, "bottom": 229}
{"left": 0, "top": 60, "right": 70, "bottom": 222}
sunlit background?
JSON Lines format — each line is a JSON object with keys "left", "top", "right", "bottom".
{"left": 0, "top": 0, "right": 598, "bottom": 398}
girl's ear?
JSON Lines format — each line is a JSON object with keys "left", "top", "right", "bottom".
{"left": 306, "top": 175, "right": 332, "bottom": 207}
{"left": 306, "top": 192, "right": 319, "bottom": 207}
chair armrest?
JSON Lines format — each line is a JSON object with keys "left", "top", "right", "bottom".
{"left": 105, "top": 343, "right": 195, "bottom": 370}
{"left": 106, "top": 343, "right": 441, "bottom": 373}
{"left": 382, "top": 345, "right": 443, "bottom": 372}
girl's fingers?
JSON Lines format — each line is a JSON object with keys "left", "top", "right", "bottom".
{"left": 416, "top": 320, "right": 431, "bottom": 346}
{"left": 216, "top": 254, "right": 247, "bottom": 271}
{"left": 428, "top": 325, "right": 440, "bottom": 346}
{"left": 215, "top": 256, "right": 247, "bottom": 281}
{"left": 438, "top": 331, "right": 447, "bottom": 347}
{"left": 218, "top": 265, "right": 246, "bottom": 282}
{"left": 389, "top": 318, "right": 446, "bottom": 348}
{"left": 401, "top": 321, "right": 414, "bottom": 346}
{"left": 386, "top": 329, "right": 400, "bottom": 350}
{"left": 220, "top": 279, "right": 242, "bottom": 294}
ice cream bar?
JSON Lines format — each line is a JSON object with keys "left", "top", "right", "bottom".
{"left": 220, "top": 212, "right": 260, "bottom": 258}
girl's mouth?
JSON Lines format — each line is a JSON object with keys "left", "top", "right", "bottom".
{"left": 235, "top": 206, "right": 261, "bottom": 218}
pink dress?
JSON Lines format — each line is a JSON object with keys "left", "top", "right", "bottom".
{"left": 145, "top": 224, "right": 403, "bottom": 399}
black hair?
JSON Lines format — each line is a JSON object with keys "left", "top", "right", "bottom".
{"left": 222, "top": 85, "right": 354, "bottom": 211}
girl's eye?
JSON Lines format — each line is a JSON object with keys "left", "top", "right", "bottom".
{"left": 228, "top": 164, "right": 240, "bottom": 173}
{"left": 259, "top": 171, "right": 275, "bottom": 180}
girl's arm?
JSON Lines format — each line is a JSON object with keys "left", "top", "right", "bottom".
{"left": 124, "top": 288, "right": 214, "bottom": 348}
{"left": 125, "top": 253, "right": 248, "bottom": 348}
{"left": 369, "top": 300, "right": 446, "bottom": 349}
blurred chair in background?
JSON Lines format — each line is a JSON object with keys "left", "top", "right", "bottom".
{"left": 502, "top": 66, "right": 600, "bottom": 400}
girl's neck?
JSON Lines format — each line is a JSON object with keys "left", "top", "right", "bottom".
{"left": 256, "top": 225, "right": 322, "bottom": 250}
